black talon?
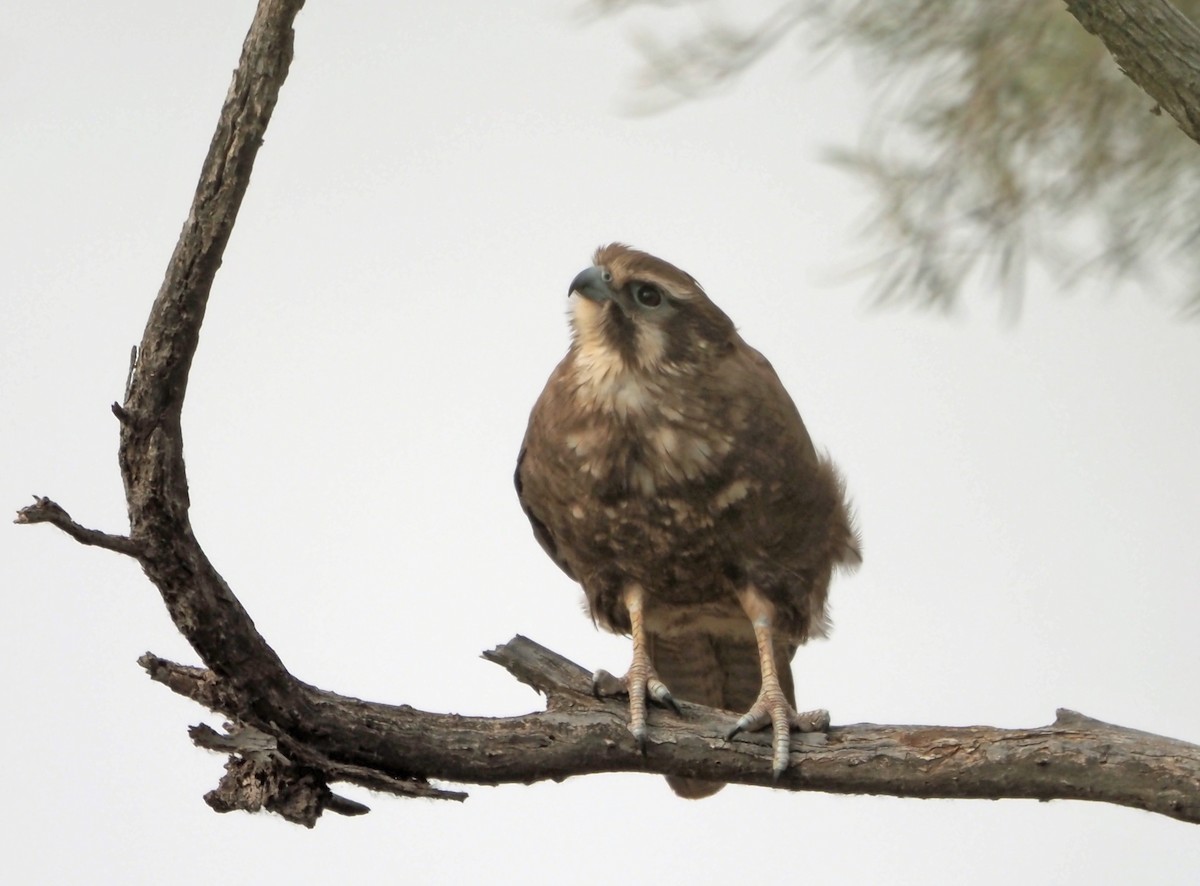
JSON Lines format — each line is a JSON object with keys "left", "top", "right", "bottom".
{"left": 661, "top": 693, "right": 682, "bottom": 717}
{"left": 631, "top": 728, "right": 647, "bottom": 755}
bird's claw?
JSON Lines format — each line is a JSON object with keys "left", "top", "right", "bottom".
{"left": 727, "top": 690, "right": 830, "bottom": 777}
{"left": 649, "top": 679, "right": 683, "bottom": 716}
{"left": 592, "top": 668, "right": 680, "bottom": 713}
{"left": 592, "top": 666, "right": 681, "bottom": 753}
{"left": 794, "top": 707, "right": 831, "bottom": 733}
{"left": 591, "top": 668, "right": 626, "bottom": 698}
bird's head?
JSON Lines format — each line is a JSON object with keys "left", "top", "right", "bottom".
{"left": 567, "top": 244, "right": 736, "bottom": 378}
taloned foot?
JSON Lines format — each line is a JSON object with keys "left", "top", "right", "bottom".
{"left": 593, "top": 665, "right": 681, "bottom": 751}
{"left": 594, "top": 583, "right": 681, "bottom": 751}
{"left": 727, "top": 687, "right": 830, "bottom": 778}
{"left": 730, "top": 583, "right": 831, "bottom": 778}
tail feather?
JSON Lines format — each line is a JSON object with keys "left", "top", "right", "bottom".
{"left": 665, "top": 774, "right": 725, "bottom": 799}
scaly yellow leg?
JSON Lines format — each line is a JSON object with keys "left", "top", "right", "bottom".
{"left": 592, "top": 583, "right": 680, "bottom": 751}
{"left": 728, "top": 585, "right": 830, "bottom": 778}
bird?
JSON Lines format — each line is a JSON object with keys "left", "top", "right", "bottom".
{"left": 515, "top": 244, "right": 860, "bottom": 798}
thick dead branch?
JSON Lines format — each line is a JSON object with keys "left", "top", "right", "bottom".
{"left": 115, "top": 0, "right": 309, "bottom": 723}
{"left": 1066, "top": 0, "right": 1200, "bottom": 144}
{"left": 139, "top": 635, "right": 1200, "bottom": 825}
{"left": 15, "top": 0, "right": 1200, "bottom": 828}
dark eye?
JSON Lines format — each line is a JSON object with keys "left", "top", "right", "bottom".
{"left": 633, "top": 283, "right": 663, "bottom": 308}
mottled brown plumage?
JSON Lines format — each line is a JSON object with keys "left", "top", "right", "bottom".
{"left": 516, "top": 244, "right": 860, "bottom": 797}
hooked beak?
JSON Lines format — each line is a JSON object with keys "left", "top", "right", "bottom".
{"left": 568, "top": 266, "right": 617, "bottom": 304}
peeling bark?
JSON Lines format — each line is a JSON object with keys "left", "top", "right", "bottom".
{"left": 14, "top": 0, "right": 1200, "bottom": 827}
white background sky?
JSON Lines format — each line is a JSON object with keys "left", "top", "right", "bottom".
{"left": 4, "top": 2, "right": 1200, "bottom": 883}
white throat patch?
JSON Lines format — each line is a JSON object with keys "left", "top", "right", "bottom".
{"left": 567, "top": 295, "right": 732, "bottom": 491}
{"left": 569, "top": 295, "right": 660, "bottom": 419}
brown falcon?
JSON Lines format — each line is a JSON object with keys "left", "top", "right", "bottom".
{"left": 515, "top": 244, "right": 860, "bottom": 797}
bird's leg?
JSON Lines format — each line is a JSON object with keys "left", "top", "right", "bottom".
{"left": 728, "top": 585, "right": 830, "bottom": 779}
{"left": 592, "top": 583, "right": 680, "bottom": 751}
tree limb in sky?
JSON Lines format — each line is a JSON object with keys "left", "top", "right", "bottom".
{"left": 595, "top": 0, "right": 1200, "bottom": 315}
{"left": 14, "top": 0, "right": 1200, "bottom": 828}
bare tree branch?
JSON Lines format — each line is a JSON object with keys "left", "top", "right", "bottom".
{"left": 14, "top": 0, "right": 1200, "bottom": 828}
{"left": 190, "top": 722, "right": 374, "bottom": 825}
{"left": 116, "top": 0, "right": 305, "bottom": 721}
{"left": 142, "top": 635, "right": 1200, "bottom": 825}
{"left": 1066, "top": 0, "right": 1200, "bottom": 146}
{"left": 15, "top": 496, "right": 143, "bottom": 556}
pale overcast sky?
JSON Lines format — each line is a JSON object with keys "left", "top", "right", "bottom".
{"left": 4, "top": 2, "right": 1200, "bottom": 884}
